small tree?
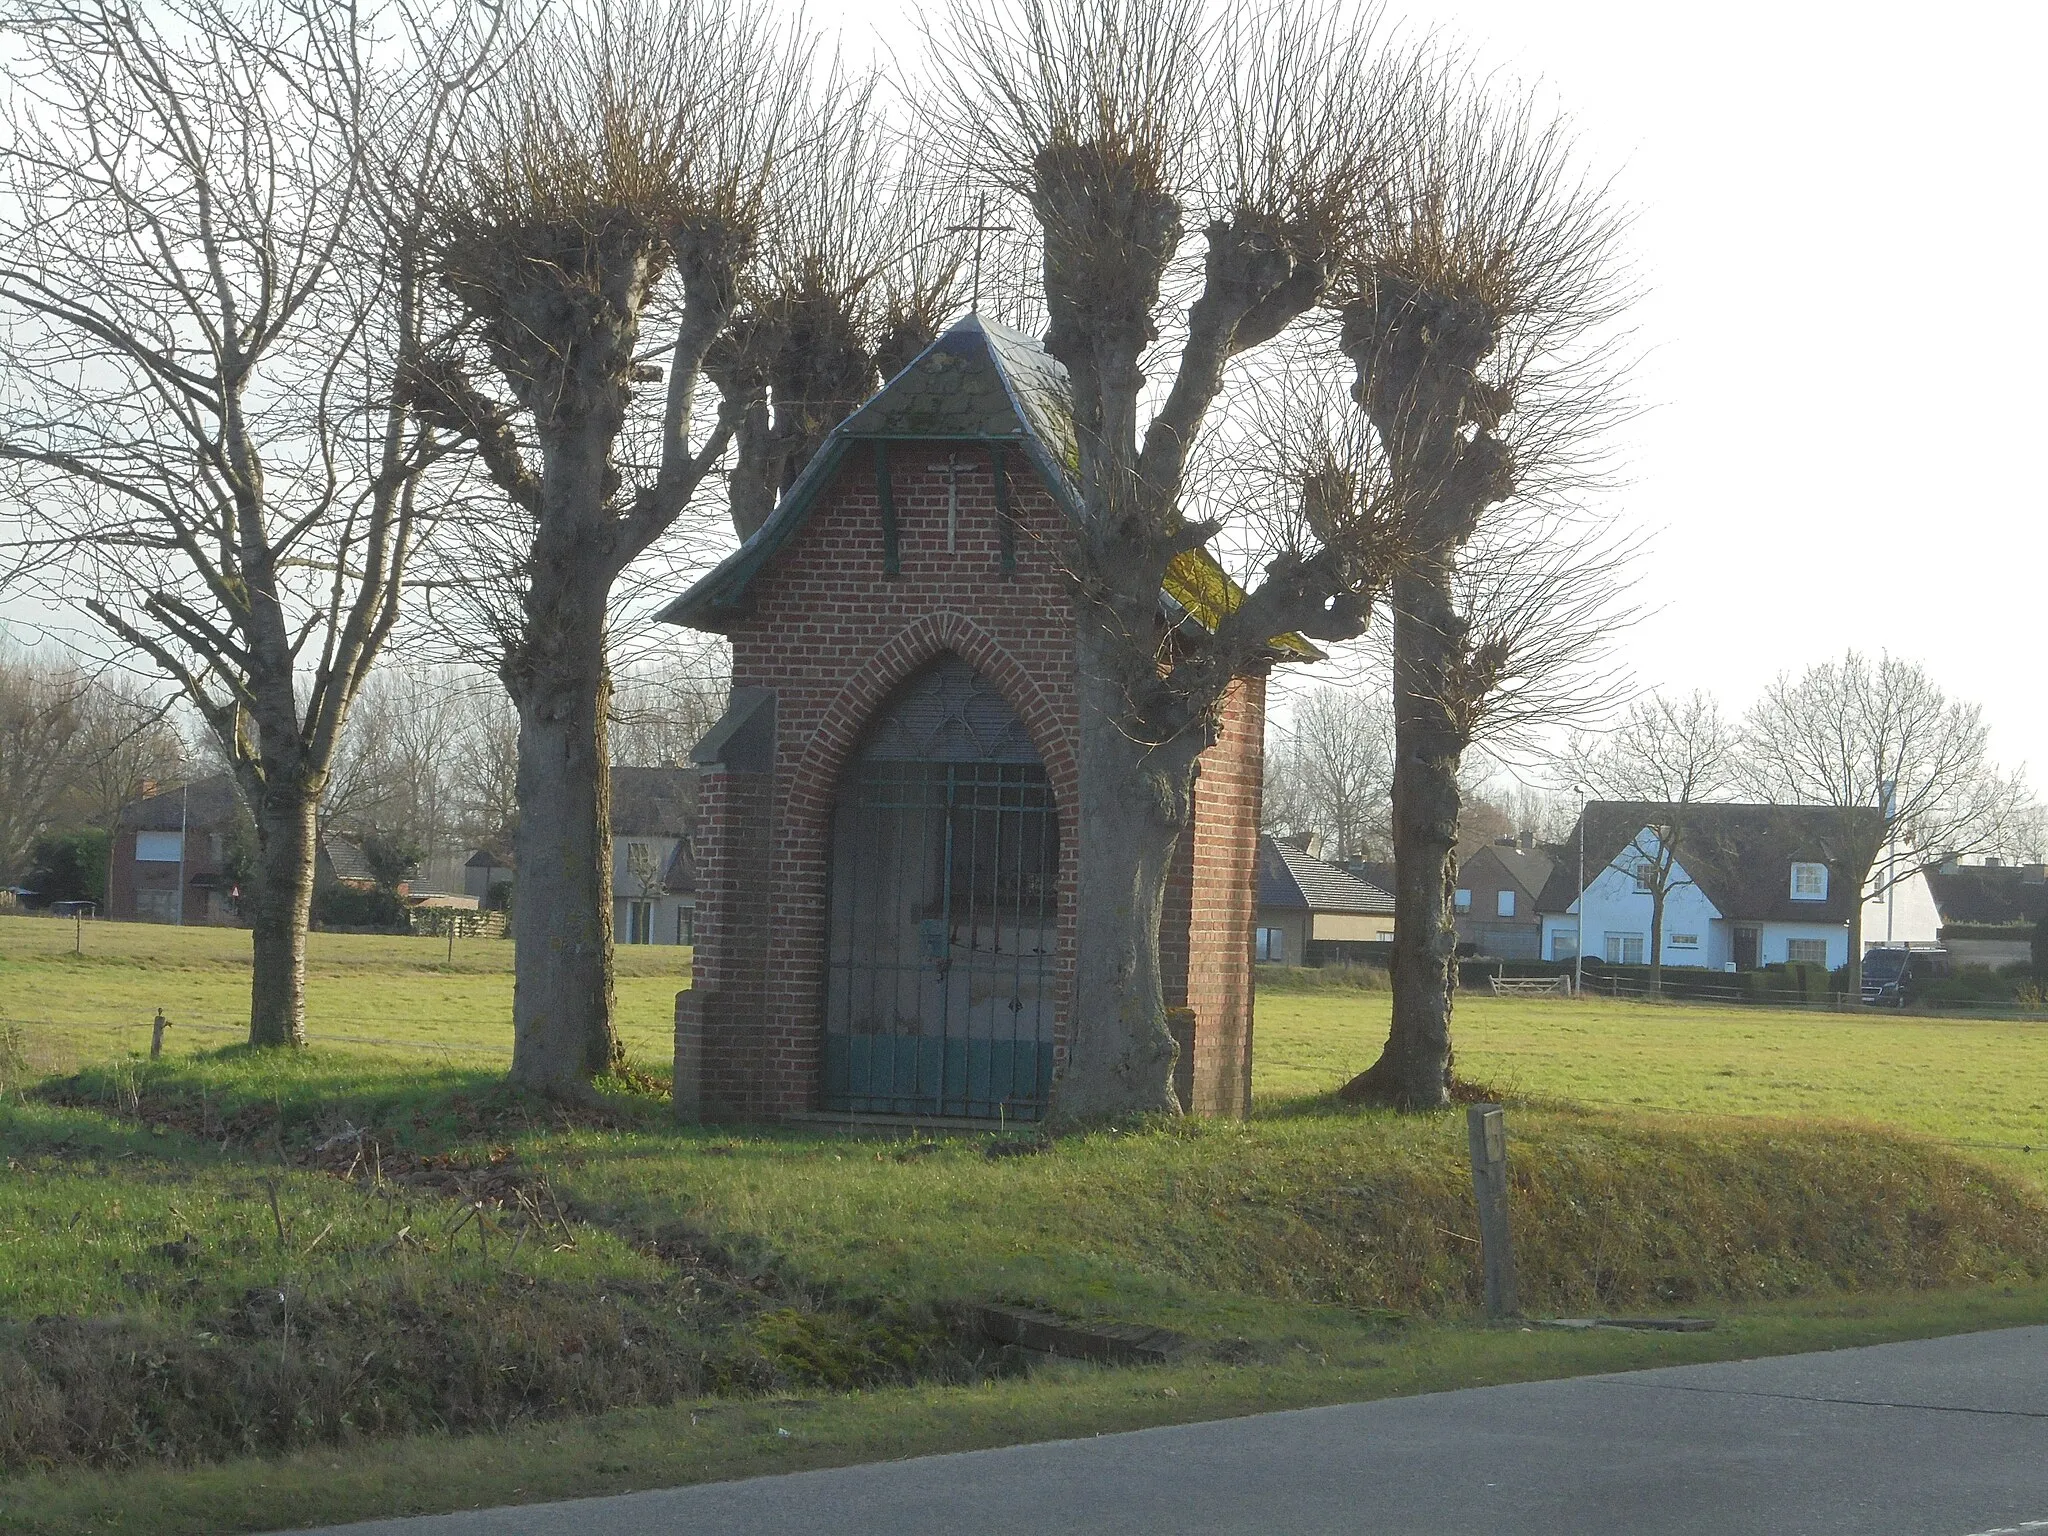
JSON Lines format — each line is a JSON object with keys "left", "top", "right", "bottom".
{"left": 1333, "top": 63, "right": 1634, "bottom": 1108}
{"left": 1565, "top": 690, "right": 1734, "bottom": 995}
{"left": 0, "top": 0, "right": 476, "bottom": 1044}
{"left": 1740, "top": 650, "right": 2035, "bottom": 996}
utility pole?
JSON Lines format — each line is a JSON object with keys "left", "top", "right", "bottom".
{"left": 1573, "top": 785, "right": 1586, "bottom": 997}
{"left": 175, "top": 780, "right": 189, "bottom": 927}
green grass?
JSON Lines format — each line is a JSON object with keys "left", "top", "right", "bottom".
{"left": 0, "top": 915, "right": 688, "bottom": 1072}
{"left": 5, "top": 919, "right": 2048, "bottom": 1534}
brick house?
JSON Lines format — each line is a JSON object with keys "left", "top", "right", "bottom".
{"left": 1454, "top": 838, "right": 1555, "bottom": 959}
{"left": 662, "top": 315, "right": 1290, "bottom": 1125}
{"left": 1254, "top": 835, "right": 1395, "bottom": 966}
{"left": 108, "top": 774, "right": 244, "bottom": 925}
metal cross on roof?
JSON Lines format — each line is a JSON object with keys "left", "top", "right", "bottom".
{"left": 945, "top": 193, "right": 1013, "bottom": 312}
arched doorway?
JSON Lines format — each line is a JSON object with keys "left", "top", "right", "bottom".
{"left": 821, "top": 655, "right": 1059, "bottom": 1119}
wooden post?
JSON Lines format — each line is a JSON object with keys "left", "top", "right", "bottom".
{"left": 150, "top": 1009, "right": 168, "bottom": 1059}
{"left": 1465, "top": 1102, "right": 1518, "bottom": 1318}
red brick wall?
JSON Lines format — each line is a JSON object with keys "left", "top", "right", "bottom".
{"left": 684, "top": 440, "right": 1262, "bottom": 1121}
{"left": 1179, "top": 673, "right": 1266, "bottom": 1116}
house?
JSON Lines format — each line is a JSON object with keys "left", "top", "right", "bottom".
{"left": 610, "top": 765, "right": 698, "bottom": 946}
{"left": 1455, "top": 837, "right": 1555, "bottom": 959}
{"left": 663, "top": 314, "right": 1290, "bottom": 1123}
{"left": 1923, "top": 858, "right": 2048, "bottom": 967}
{"left": 107, "top": 774, "right": 244, "bottom": 925}
{"left": 315, "top": 835, "right": 379, "bottom": 891}
{"left": 1255, "top": 835, "right": 1395, "bottom": 965}
{"left": 462, "top": 849, "right": 512, "bottom": 905}
{"left": 1535, "top": 800, "right": 1940, "bottom": 970}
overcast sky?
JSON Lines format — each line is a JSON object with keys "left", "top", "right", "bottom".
{"left": 7, "top": 1, "right": 2041, "bottom": 786}
{"left": 846, "top": 0, "right": 2048, "bottom": 782}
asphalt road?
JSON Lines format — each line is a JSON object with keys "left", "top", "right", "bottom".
{"left": 290, "top": 1325, "right": 2048, "bottom": 1536}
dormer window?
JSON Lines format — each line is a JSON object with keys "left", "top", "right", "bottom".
{"left": 1790, "top": 861, "right": 1829, "bottom": 901}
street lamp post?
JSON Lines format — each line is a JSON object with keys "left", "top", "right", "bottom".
{"left": 1573, "top": 785, "right": 1586, "bottom": 998}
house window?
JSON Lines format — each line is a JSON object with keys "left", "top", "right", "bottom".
{"left": 1790, "top": 862, "right": 1829, "bottom": 901}
{"left": 1255, "top": 927, "right": 1286, "bottom": 963}
{"left": 1605, "top": 932, "right": 1645, "bottom": 965}
{"left": 677, "top": 906, "right": 695, "bottom": 946}
{"left": 1453, "top": 889, "right": 1472, "bottom": 913}
{"left": 626, "top": 900, "right": 654, "bottom": 945}
{"left": 1634, "top": 861, "right": 1655, "bottom": 893}
{"left": 1551, "top": 929, "right": 1578, "bottom": 961}
{"left": 135, "top": 831, "right": 183, "bottom": 863}
{"left": 1496, "top": 889, "right": 1516, "bottom": 917}
{"left": 1669, "top": 932, "right": 1700, "bottom": 949}
{"left": 1787, "top": 938, "right": 1830, "bottom": 965}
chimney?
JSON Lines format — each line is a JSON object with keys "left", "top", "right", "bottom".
{"left": 139, "top": 778, "right": 158, "bottom": 799}
{"left": 1986, "top": 856, "right": 2004, "bottom": 868}
{"left": 2024, "top": 864, "right": 2047, "bottom": 886}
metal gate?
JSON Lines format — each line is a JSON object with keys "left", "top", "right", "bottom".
{"left": 821, "top": 659, "right": 1058, "bottom": 1119}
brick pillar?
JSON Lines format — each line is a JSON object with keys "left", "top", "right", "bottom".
{"left": 675, "top": 689, "right": 776, "bottom": 1123}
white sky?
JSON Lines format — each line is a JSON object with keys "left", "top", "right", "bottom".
{"left": 8, "top": 1, "right": 2042, "bottom": 784}
{"left": 847, "top": 0, "right": 2048, "bottom": 784}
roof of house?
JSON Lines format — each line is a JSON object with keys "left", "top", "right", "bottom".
{"left": 1460, "top": 841, "right": 1556, "bottom": 901}
{"left": 1924, "top": 863, "right": 2048, "bottom": 927}
{"left": 319, "top": 835, "right": 376, "bottom": 884}
{"left": 119, "top": 773, "right": 241, "bottom": 832}
{"left": 1535, "top": 800, "right": 1884, "bottom": 926}
{"left": 1345, "top": 859, "right": 1397, "bottom": 895}
{"left": 610, "top": 766, "right": 699, "bottom": 839}
{"left": 660, "top": 838, "right": 696, "bottom": 895}
{"left": 1258, "top": 835, "right": 1395, "bottom": 916}
{"left": 656, "top": 314, "right": 1316, "bottom": 660}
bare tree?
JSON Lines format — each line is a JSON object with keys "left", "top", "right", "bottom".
{"left": 0, "top": 0, "right": 479, "bottom": 1043}
{"left": 610, "top": 643, "right": 731, "bottom": 767}
{"left": 323, "top": 662, "right": 465, "bottom": 862}
{"left": 0, "top": 642, "right": 87, "bottom": 881}
{"left": 1263, "top": 684, "right": 1394, "bottom": 860}
{"left": 408, "top": 0, "right": 821, "bottom": 1093}
{"left": 925, "top": 0, "right": 1453, "bottom": 1122}
{"left": 1333, "top": 60, "right": 1634, "bottom": 1109}
{"left": 1562, "top": 689, "right": 1735, "bottom": 995}
{"left": 1740, "top": 651, "right": 2035, "bottom": 994}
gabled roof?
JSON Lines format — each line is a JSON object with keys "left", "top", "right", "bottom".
{"left": 319, "top": 835, "right": 376, "bottom": 885}
{"left": 657, "top": 314, "right": 1315, "bottom": 659}
{"left": 610, "top": 766, "right": 698, "bottom": 839}
{"left": 1258, "top": 835, "right": 1396, "bottom": 916}
{"left": 1459, "top": 841, "right": 1555, "bottom": 900}
{"left": 1535, "top": 801, "right": 1883, "bottom": 925}
{"left": 1924, "top": 863, "right": 2048, "bottom": 927}
{"left": 119, "top": 773, "right": 240, "bottom": 832}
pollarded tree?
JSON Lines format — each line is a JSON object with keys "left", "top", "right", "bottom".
{"left": 408, "top": 0, "right": 800, "bottom": 1092}
{"left": 412, "top": 6, "right": 976, "bottom": 1096}
{"left": 1562, "top": 689, "right": 1736, "bottom": 996}
{"left": 929, "top": 0, "right": 1429, "bottom": 1120}
{"left": 0, "top": 0, "right": 474, "bottom": 1044}
{"left": 1740, "top": 650, "right": 2036, "bottom": 995}
{"left": 1334, "top": 63, "right": 1634, "bottom": 1108}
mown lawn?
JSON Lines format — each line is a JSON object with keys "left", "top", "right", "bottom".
{"left": 5, "top": 919, "right": 2048, "bottom": 1536}
{"left": 0, "top": 915, "right": 687, "bottom": 1073}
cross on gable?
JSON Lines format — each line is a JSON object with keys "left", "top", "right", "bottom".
{"left": 926, "top": 452, "right": 982, "bottom": 554}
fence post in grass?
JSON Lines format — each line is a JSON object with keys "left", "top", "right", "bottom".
{"left": 150, "top": 1009, "right": 168, "bottom": 1059}
{"left": 1466, "top": 1103, "right": 1519, "bottom": 1318}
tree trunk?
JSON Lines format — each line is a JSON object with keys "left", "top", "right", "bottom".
{"left": 506, "top": 542, "right": 621, "bottom": 1094}
{"left": 1051, "top": 625, "right": 1198, "bottom": 1125}
{"left": 1846, "top": 891, "right": 1866, "bottom": 1004}
{"left": 247, "top": 785, "right": 317, "bottom": 1048}
{"left": 1341, "top": 567, "right": 1463, "bottom": 1110}
{"left": 1649, "top": 884, "right": 1665, "bottom": 998}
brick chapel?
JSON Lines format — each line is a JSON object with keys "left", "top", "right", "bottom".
{"left": 661, "top": 314, "right": 1287, "bottom": 1125}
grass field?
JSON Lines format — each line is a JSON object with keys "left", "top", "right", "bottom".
{"left": 5, "top": 915, "right": 2048, "bottom": 1535}
{"left": 0, "top": 916, "right": 688, "bottom": 1073}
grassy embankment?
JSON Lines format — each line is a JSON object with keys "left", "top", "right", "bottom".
{"left": 3, "top": 918, "right": 2047, "bottom": 1534}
